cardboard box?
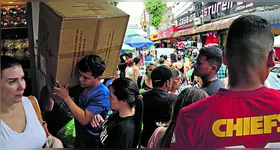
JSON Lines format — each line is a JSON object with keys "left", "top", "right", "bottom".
{"left": 38, "top": 2, "right": 129, "bottom": 91}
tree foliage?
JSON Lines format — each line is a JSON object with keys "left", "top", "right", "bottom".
{"left": 145, "top": 2, "right": 166, "bottom": 28}
{"left": 109, "top": 2, "right": 118, "bottom": 7}
{"left": 151, "top": 15, "right": 162, "bottom": 28}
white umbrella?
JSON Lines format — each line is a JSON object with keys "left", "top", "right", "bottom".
{"left": 122, "top": 43, "right": 134, "bottom": 50}
{"left": 135, "top": 29, "right": 148, "bottom": 38}
{"left": 274, "top": 36, "right": 280, "bottom": 47}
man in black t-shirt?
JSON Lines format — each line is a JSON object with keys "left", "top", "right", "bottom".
{"left": 193, "top": 46, "right": 225, "bottom": 95}
{"left": 140, "top": 65, "right": 178, "bottom": 147}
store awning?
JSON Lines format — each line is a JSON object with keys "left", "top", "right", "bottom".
{"left": 174, "top": 8, "right": 280, "bottom": 37}
{"left": 174, "top": 28, "right": 196, "bottom": 37}
{"left": 196, "top": 15, "right": 241, "bottom": 33}
{"left": 174, "top": 15, "right": 241, "bottom": 37}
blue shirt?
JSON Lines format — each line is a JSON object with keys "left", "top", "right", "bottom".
{"left": 79, "top": 83, "right": 110, "bottom": 119}
{"left": 104, "top": 79, "right": 113, "bottom": 88}
{"left": 74, "top": 83, "right": 111, "bottom": 146}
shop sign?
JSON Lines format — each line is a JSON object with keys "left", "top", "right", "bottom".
{"left": 158, "top": 26, "right": 177, "bottom": 39}
{"left": 177, "top": 12, "right": 196, "bottom": 28}
{"left": 203, "top": 2, "right": 254, "bottom": 21}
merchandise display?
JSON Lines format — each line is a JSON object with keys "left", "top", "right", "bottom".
{"left": 1, "top": 2, "right": 32, "bottom": 96}
{"left": 1, "top": 5, "right": 27, "bottom": 28}
{"left": 1, "top": 39, "right": 29, "bottom": 60}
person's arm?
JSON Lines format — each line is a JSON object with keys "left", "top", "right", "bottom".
{"left": 133, "top": 67, "right": 140, "bottom": 81}
{"left": 53, "top": 81, "right": 94, "bottom": 126}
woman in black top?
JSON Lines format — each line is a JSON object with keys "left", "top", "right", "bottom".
{"left": 91, "top": 78, "right": 143, "bottom": 148}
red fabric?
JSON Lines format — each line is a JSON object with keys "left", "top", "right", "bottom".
{"left": 275, "top": 47, "right": 280, "bottom": 61}
{"left": 171, "top": 86, "right": 280, "bottom": 148}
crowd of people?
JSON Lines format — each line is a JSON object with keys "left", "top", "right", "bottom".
{"left": 1, "top": 15, "right": 280, "bottom": 148}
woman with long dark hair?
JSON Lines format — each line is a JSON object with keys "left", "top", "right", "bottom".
{"left": 91, "top": 78, "right": 143, "bottom": 148}
{"left": 147, "top": 87, "right": 208, "bottom": 148}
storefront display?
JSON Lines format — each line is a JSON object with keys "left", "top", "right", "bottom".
{"left": 1, "top": 2, "right": 32, "bottom": 96}
{"left": 204, "top": 31, "right": 218, "bottom": 46}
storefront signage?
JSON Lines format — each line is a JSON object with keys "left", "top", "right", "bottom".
{"left": 202, "top": 2, "right": 255, "bottom": 20}
{"left": 203, "top": 2, "right": 255, "bottom": 17}
{"left": 158, "top": 26, "right": 177, "bottom": 39}
{"left": 177, "top": 12, "right": 196, "bottom": 27}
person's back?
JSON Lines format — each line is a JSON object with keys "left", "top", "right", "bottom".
{"left": 171, "top": 87, "right": 280, "bottom": 148}
{"left": 171, "top": 15, "right": 280, "bottom": 148}
{"left": 141, "top": 89, "right": 177, "bottom": 147}
{"left": 141, "top": 65, "right": 178, "bottom": 147}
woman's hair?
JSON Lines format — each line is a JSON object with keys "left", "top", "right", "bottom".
{"left": 1, "top": 56, "right": 21, "bottom": 72}
{"left": 159, "top": 87, "right": 208, "bottom": 148}
{"left": 39, "top": 85, "right": 51, "bottom": 113}
{"left": 111, "top": 78, "right": 144, "bottom": 147}
{"left": 133, "top": 57, "right": 141, "bottom": 65}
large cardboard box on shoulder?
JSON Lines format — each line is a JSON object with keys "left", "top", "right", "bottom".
{"left": 38, "top": 2, "right": 129, "bottom": 93}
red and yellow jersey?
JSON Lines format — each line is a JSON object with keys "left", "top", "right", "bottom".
{"left": 171, "top": 86, "right": 280, "bottom": 148}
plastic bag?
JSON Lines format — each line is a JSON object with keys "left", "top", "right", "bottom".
{"left": 56, "top": 118, "right": 76, "bottom": 148}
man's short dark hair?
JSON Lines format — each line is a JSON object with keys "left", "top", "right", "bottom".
{"left": 77, "top": 54, "right": 106, "bottom": 78}
{"left": 199, "top": 46, "right": 223, "bottom": 73}
{"left": 225, "top": 15, "right": 274, "bottom": 69}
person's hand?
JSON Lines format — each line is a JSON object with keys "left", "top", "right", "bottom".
{"left": 53, "top": 81, "right": 70, "bottom": 102}
{"left": 91, "top": 114, "right": 104, "bottom": 128}
{"left": 51, "top": 136, "right": 64, "bottom": 148}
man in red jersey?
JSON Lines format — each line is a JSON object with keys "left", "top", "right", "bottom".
{"left": 170, "top": 15, "right": 280, "bottom": 148}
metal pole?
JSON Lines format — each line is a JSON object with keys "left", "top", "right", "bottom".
{"left": 148, "top": 14, "right": 152, "bottom": 39}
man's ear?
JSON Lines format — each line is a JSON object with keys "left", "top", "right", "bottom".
{"left": 211, "top": 64, "right": 218, "bottom": 72}
{"left": 267, "top": 49, "right": 276, "bottom": 68}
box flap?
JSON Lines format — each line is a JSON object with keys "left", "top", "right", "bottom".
{"left": 44, "top": 2, "right": 129, "bottom": 19}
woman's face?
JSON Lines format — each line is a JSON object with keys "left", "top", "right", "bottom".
{"left": 108, "top": 86, "right": 122, "bottom": 110}
{"left": 1, "top": 65, "right": 26, "bottom": 105}
{"left": 146, "top": 65, "right": 156, "bottom": 78}
{"left": 171, "top": 75, "right": 182, "bottom": 91}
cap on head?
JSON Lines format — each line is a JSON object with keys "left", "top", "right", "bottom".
{"left": 151, "top": 65, "right": 178, "bottom": 85}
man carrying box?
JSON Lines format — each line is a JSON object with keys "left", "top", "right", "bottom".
{"left": 53, "top": 54, "right": 111, "bottom": 148}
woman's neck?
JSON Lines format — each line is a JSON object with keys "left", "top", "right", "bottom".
{"left": 1, "top": 100, "right": 21, "bottom": 114}
{"left": 119, "top": 106, "right": 135, "bottom": 118}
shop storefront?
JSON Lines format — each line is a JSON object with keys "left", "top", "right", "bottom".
{"left": 174, "top": 2, "right": 280, "bottom": 48}
{"left": 158, "top": 26, "right": 177, "bottom": 48}
{"left": 1, "top": 2, "right": 36, "bottom": 96}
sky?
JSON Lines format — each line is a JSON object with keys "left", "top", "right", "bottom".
{"left": 116, "top": 2, "right": 176, "bottom": 33}
{"left": 117, "top": 2, "right": 144, "bottom": 24}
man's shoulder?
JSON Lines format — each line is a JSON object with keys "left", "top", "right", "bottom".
{"left": 142, "top": 89, "right": 152, "bottom": 95}
{"left": 95, "top": 83, "right": 110, "bottom": 94}
{"left": 168, "top": 93, "right": 178, "bottom": 102}
{"left": 179, "top": 94, "right": 221, "bottom": 122}
{"left": 212, "top": 78, "right": 225, "bottom": 87}
{"left": 88, "top": 84, "right": 110, "bottom": 100}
